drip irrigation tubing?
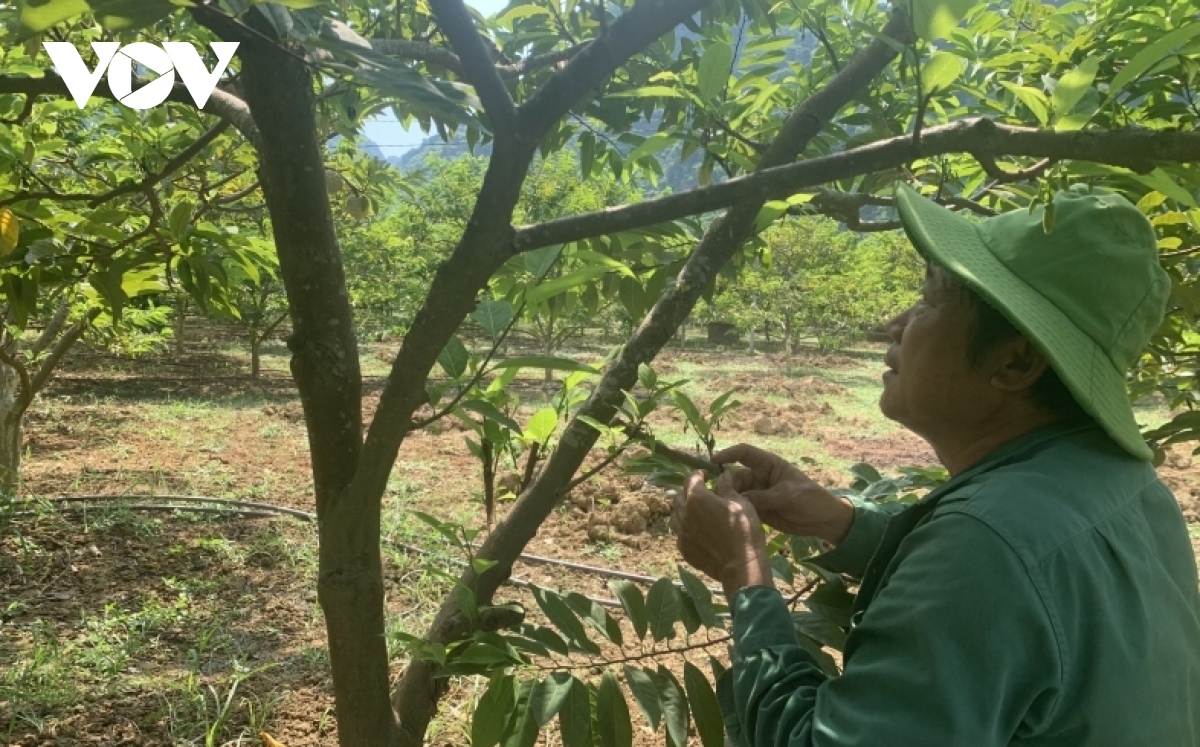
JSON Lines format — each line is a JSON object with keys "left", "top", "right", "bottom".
{"left": 7, "top": 494, "right": 721, "bottom": 598}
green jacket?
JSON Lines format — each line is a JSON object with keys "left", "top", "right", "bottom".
{"left": 718, "top": 422, "right": 1200, "bottom": 746}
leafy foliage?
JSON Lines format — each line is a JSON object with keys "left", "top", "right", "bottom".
{"left": 705, "top": 217, "right": 924, "bottom": 351}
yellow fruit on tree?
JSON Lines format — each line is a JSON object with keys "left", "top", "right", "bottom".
{"left": 0, "top": 208, "right": 18, "bottom": 257}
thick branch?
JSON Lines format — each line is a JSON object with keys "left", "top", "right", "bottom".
{"left": 427, "top": 0, "right": 517, "bottom": 136}
{"left": 0, "top": 346, "right": 32, "bottom": 426}
{"left": 518, "top": 0, "right": 714, "bottom": 137}
{"left": 794, "top": 187, "right": 997, "bottom": 231}
{"left": 26, "top": 309, "right": 99, "bottom": 411}
{"left": 0, "top": 74, "right": 261, "bottom": 149}
{"left": 29, "top": 299, "right": 69, "bottom": 357}
{"left": 511, "top": 120, "right": 1200, "bottom": 251}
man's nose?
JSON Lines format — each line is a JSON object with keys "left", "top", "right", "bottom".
{"left": 886, "top": 307, "right": 911, "bottom": 343}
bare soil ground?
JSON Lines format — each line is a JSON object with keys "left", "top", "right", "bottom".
{"left": 2, "top": 330, "right": 1197, "bottom": 746}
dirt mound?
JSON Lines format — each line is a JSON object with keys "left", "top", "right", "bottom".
{"left": 741, "top": 400, "right": 836, "bottom": 438}
{"left": 262, "top": 401, "right": 305, "bottom": 423}
{"left": 707, "top": 373, "right": 846, "bottom": 401}
{"left": 565, "top": 475, "right": 675, "bottom": 548}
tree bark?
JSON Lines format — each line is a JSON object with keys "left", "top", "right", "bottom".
{"left": 0, "top": 363, "right": 22, "bottom": 495}
{"left": 231, "top": 16, "right": 386, "bottom": 747}
{"left": 250, "top": 332, "right": 261, "bottom": 380}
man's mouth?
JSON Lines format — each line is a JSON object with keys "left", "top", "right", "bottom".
{"left": 884, "top": 350, "right": 899, "bottom": 373}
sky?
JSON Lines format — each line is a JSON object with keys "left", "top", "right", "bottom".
{"left": 361, "top": 0, "right": 509, "bottom": 156}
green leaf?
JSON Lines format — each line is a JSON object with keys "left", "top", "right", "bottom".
{"left": 525, "top": 266, "right": 612, "bottom": 306}
{"left": 473, "top": 675, "right": 516, "bottom": 747}
{"left": 452, "top": 640, "right": 518, "bottom": 667}
{"left": 531, "top": 587, "right": 599, "bottom": 655}
{"left": 529, "top": 672, "right": 574, "bottom": 727}
{"left": 19, "top": 0, "right": 175, "bottom": 36}
{"left": 309, "top": 36, "right": 478, "bottom": 125}
{"left": 568, "top": 249, "right": 636, "bottom": 277}
{"left": 606, "top": 86, "right": 686, "bottom": 99}
{"left": 472, "top": 298, "right": 515, "bottom": 337}
{"left": 597, "top": 673, "right": 632, "bottom": 747}
{"left": 558, "top": 677, "right": 593, "bottom": 747}
{"left": 623, "top": 666, "right": 662, "bottom": 731}
{"left": 671, "top": 391, "right": 708, "bottom": 438}
{"left": 523, "top": 407, "right": 558, "bottom": 443}
{"left": 455, "top": 585, "right": 478, "bottom": 625}
{"left": 911, "top": 0, "right": 977, "bottom": 41}
{"left": 1051, "top": 57, "right": 1099, "bottom": 117}
{"left": 654, "top": 667, "right": 689, "bottom": 747}
{"left": 677, "top": 566, "right": 722, "bottom": 629}
{"left": 438, "top": 335, "right": 470, "bottom": 379}
{"left": 501, "top": 680, "right": 539, "bottom": 747}
{"left": 645, "top": 578, "right": 681, "bottom": 642}
{"left": 698, "top": 41, "right": 733, "bottom": 102}
{"left": 683, "top": 663, "right": 724, "bottom": 747}
{"left": 167, "top": 200, "right": 194, "bottom": 240}
{"left": 920, "top": 51, "right": 963, "bottom": 93}
{"left": 1109, "top": 24, "right": 1200, "bottom": 100}
{"left": 637, "top": 363, "right": 657, "bottom": 391}
{"left": 459, "top": 399, "right": 521, "bottom": 434}
{"left": 490, "top": 357, "right": 599, "bottom": 374}
{"left": 609, "top": 580, "right": 648, "bottom": 640}
{"left": 617, "top": 276, "right": 645, "bottom": 319}
{"left": 999, "top": 82, "right": 1050, "bottom": 126}
{"left": 518, "top": 624, "right": 569, "bottom": 656}
{"left": 1130, "top": 168, "right": 1198, "bottom": 208}
{"left": 628, "top": 133, "right": 674, "bottom": 163}
{"left": 90, "top": 268, "right": 128, "bottom": 318}
{"left": 564, "top": 592, "right": 624, "bottom": 646}
{"left": 523, "top": 245, "right": 562, "bottom": 279}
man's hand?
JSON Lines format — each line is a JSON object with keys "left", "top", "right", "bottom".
{"left": 714, "top": 443, "right": 855, "bottom": 546}
{"left": 672, "top": 471, "right": 773, "bottom": 599}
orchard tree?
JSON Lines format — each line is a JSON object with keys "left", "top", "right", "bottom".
{"left": 710, "top": 216, "right": 922, "bottom": 353}
{"left": 4, "top": 0, "right": 1200, "bottom": 746}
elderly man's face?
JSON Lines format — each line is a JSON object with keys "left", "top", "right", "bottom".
{"left": 879, "top": 265, "right": 992, "bottom": 438}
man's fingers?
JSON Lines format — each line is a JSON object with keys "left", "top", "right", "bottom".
{"left": 713, "top": 470, "right": 744, "bottom": 499}
{"left": 741, "top": 487, "right": 789, "bottom": 512}
{"left": 684, "top": 470, "right": 708, "bottom": 498}
{"left": 712, "top": 443, "right": 766, "bottom": 467}
{"left": 725, "top": 466, "right": 757, "bottom": 493}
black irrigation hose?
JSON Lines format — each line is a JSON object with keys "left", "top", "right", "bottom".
{"left": 7, "top": 494, "right": 707, "bottom": 603}
{"left": 34, "top": 494, "right": 318, "bottom": 521}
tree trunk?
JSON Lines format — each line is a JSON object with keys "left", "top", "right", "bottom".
{"left": 234, "top": 18, "right": 387, "bottom": 747}
{"left": 783, "top": 316, "right": 794, "bottom": 368}
{"left": 174, "top": 297, "right": 188, "bottom": 358}
{"left": 0, "top": 363, "right": 22, "bottom": 495}
{"left": 250, "top": 332, "right": 261, "bottom": 380}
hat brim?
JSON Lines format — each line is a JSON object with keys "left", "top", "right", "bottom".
{"left": 894, "top": 183, "right": 1151, "bottom": 461}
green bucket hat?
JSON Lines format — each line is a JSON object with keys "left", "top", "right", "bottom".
{"left": 893, "top": 183, "right": 1170, "bottom": 461}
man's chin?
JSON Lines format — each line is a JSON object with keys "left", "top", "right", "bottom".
{"left": 878, "top": 380, "right": 900, "bottom": 422}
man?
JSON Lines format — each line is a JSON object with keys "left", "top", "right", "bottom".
{"left": 673, "top": 183, "right": 1200, "bottom": 746}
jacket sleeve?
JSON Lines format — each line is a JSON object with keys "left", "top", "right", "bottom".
{"left": 806, "top": 497, "right": 906, "bottom": 580}
{"left": 718, "top": 511, "right": 1062, "bottom": 747}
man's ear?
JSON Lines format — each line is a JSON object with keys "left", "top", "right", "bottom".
{"left": 990, "top": 337, "right": 1050, "bottom": 393}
